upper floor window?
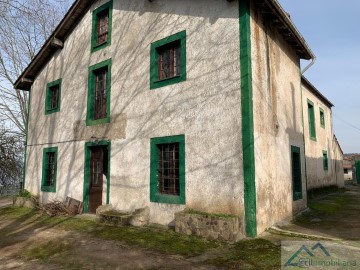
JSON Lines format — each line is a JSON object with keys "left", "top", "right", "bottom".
{"left": 91, "top": 1, "right": 113, "bottom": 52}
{"left": 320, "top": 108, "right": 325, "bottom": 128}
{"left": 150, "top": 30, "right": 186, "bottom": 89}
{"left": 87, "top": 59, "right": 112, "bottom": 126}
{"left": 45, "top": 79, "right": 61, "bottom": 115}
{"left": 307, "top": 99, "right": 316, "bottom": 141}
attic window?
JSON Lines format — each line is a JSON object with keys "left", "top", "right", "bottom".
{"left": 45, "top": 79, "right": 61, "bottom": 115}
{"left": 97, "top": 10, "right": 109, "bottom": 45}
{"left": 158, "top": 42, "right": 181, "bottom": 80}
{"left": 91, "top": 1, "right": 113, "bottom": 53}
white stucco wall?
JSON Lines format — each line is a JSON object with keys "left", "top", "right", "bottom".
{"left": 25, "top": 0, "right": 244, "bottom": 226}
{"left": 344, "top": 169, "right": 353, "bottom": 181}
{"left": 302, "top": 84, "right": 344, "bottom": 189}
{"left": 250, "top": 6, "right": 307, "bottom": 234}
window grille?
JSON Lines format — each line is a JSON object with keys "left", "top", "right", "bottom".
{"left": 94, "top": 68, "right": 107, "bottom": 120}
{"left": 158, "top": 143, "right": 180, "bottom": 195}
{"left": 97, "top": 10, "right": 109, "bottom": 45}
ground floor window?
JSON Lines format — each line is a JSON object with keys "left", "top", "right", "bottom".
{"left": 41, "top": 147, "right": 58, "bottom": 192}
{"left": 150, "top": 135, "right": 185, "bottom": 204}
{"left": 323, "top": 151, "right": 328, "bottom": 171}
{"left": 291, "top": 146, "right": 302, "bottom": 201}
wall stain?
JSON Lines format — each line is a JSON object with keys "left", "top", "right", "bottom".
{"left": 73, "top": 113, "right": 127, "bottom": 141}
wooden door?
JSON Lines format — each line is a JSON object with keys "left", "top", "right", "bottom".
{"left": 89, "top": 147, "right": 104, "bottom": 213}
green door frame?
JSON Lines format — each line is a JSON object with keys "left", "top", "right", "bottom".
{"left": 83, "top": 140, "right": 111, "bottom": 213}
{"left": 355, "top": 161, "right": 360, "bottom": 185}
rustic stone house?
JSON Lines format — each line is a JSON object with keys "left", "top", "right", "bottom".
{"left": 14, "top": 0, "right": 343, "bottom": 238}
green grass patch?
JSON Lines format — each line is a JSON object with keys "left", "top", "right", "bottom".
{"left": 23, "top": 240, "right": 71, "bottom": 260}
{"left": 0, "top": 206, "right": 35, "bottom": 219}
{"left": 18, "top": 189, "right": 32, "bottom": 198}
{"left": 90, "top": 225, "right": 218, "bottom": 256}
{"left": 0, "top": 206, "right": 218, "bottom": 257}
{"left": 207, "top": 239, "right": 281, "bottom": 269}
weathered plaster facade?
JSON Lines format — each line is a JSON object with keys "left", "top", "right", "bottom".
{"left": 302, "top": 79, "right": 344, "bottom": 189}
{"left": 17, "top": 0, "right": 343, "bottom": 238}
{"left": 25, "top": 0, "right": 244, "bottom": 226}
{"left": 251, "top": 6, "right": 307, "bottom": 234}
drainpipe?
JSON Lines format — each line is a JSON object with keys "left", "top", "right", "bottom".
{"left": 301, "top": 57, "right": 316, "bottom": 75}
{"left": 300, "top": 57, "right": 315, "bottom": 204}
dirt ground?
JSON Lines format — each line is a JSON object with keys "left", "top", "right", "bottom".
{"left": 1, "top": 183, "right": 359, "bottom": 269}
{"left": 278, "top": 183, "right": 360, "bottom": 240}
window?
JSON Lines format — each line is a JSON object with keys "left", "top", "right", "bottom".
{"left": 150, "top": 135, "right": 185, "bottom": 204}
{"left": 320, "top": 108, "right": 325, "bottom": 128}
{"left": 344, "top": 169, "right": 348, "bottom": 174}
{"left": 150, "top": 30, "right": 186, "bottom": 89}
{"left": 91, "top": 0, "right": 112, "bottom": 52}
{"left": 323, "top": 151, "right": 328, "bottom": 171}
{"left": 307, "top": 99, "right": 316, "bottom": 141}
{"left": 291, "top": 146, "right": 302, "bottom": 201}
{"left": 87, "top": 59, "right": 112, "bottom": 126}
{"left": 41, "top": 147, "right": 58, "bottom": 192}
{"left": 45, "top": 79, "right": 61, "bottom": 115}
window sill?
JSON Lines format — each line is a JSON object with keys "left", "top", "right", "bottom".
{"left": 150, "top": 75, "right": 185, "bottom": 90}
{"left": 86, "top": 116, "right": 110, "bottom": 126}
{"left": 151, "top": 192, "right": 185, "bottom": 205}
{"left": 41, "top": 186, "right": 56, "bottom": 193}
{"left": 310, "top": 137, "right": 317, "bottom": 142}
{"left": 45, "top": 108, "right": 60, "bottom": 115}
{"left": 91, "top": 40, "right": 110, "bottom": 53}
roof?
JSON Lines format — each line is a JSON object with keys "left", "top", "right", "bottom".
{"left": 255, "top": 0, "right": 314, "bottom": 60}
{"left": 343, "top": 164, "right": 352, "bottom": 169}
{"left": 302, "top": 76, "right": 334, "bottom": 108}
{"left": 14, "top": 0, "right": 315, "bottom": 90}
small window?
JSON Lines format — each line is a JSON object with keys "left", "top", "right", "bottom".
{"left": 307, "top": 100, "right": 316, "bottom": 141}
{"left": 91, "top": 1, "right": 112, "bottom": 52}
{"left": 344, "top": 169, "right": 348, "bottom": 174}
{"left": 87, "top": 59, "right": 112, "bottom": 126}
{"left": 41, "top": 147, "right": 58, "bottom": 192}
{"left": 45, "top": 79, "right": 61, "bottom": 115}
{"left": 150, "top": 135, "right": 185, "bottom": 204}
{"left": 323, "top": 151, "right": 328, "bottom": 171}
{"left": 320, "top": 108, "right": 325, "bottom": 128}
{"left": 150, "top": 30, "right": 186, "bottom": 89}
{"left": 291, "top": 146, "right": 302, "bottom": 201}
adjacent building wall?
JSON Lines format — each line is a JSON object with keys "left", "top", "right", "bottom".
{"left": 25, "top": 0, "right": 244, "bottom": 226}
{"left": 250, "top": 5, "right": 307, "bottom": 234}
{"left": 302, "top": 83, "right": 344, "bottom": 189}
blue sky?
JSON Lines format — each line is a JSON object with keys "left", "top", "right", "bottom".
{"left": 277, "top": 0, "right": 360, "bottom": 153}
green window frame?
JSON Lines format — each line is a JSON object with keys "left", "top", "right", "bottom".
{"left": 323, "top": 150, "right": 328, "bottom": 171}
{"left": 86, "top": 59, "right": 112, "bottom": 126}
{"left": 291, "top": 146, "right": 302, "bottom": 201}
{"left": 91, "top": 0, "right": 113, "bottom": 53}
{"left": 45, "top": 78, "right": 62, "bottom": 115}
{"left": 320, "top": 108, "right": 325, "bottom": 128}
{"left": 307, "top": 99, "right": 316, "bottom": 141}
{"left": 41, "top": 147, "right": 58, "bottom": 193}
{"left": 150, "top": 30, "right": 186, "bottom": 90}
{"left": 150, "top": 135, "right": 185, "bottom": 204}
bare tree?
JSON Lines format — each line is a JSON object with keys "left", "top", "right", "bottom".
{"left": 0, "top": 0, "right": 73, "bottom": 139}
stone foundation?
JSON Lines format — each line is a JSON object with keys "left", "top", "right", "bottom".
{"left": 175, "top": 210, "right": 243, "bottom": 242}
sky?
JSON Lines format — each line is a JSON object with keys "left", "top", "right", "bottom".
{"left": 277, "top": 0, "right": 360, "bottom": 154}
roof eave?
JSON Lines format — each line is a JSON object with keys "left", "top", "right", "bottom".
{"left": 14, "top": 0, "right": 92, "bottom": 90}
{"left": 301, "top": 76, "right": 334, "bottom": 108}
